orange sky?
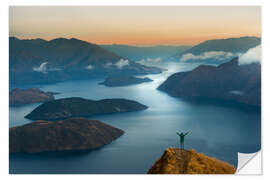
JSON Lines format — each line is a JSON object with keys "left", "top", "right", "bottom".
{"left": 9, "top": 6, "right": 261, "bottom": 46}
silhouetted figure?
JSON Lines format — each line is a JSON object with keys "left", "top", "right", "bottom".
{"left": 176, "top": 132, "right": 189, "bottom": 150}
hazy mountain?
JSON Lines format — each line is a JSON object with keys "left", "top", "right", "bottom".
{"left": 9, "top": 37, "right": 162, "bottom": 85}
{"left": 10, "top": 37, "right": 122, "bottom": 71}
{"left": 158, "top": 58, "right": 261, "bottom": 106}
{"left": 172, "top": 36, "right": 261, "bottom": 64}
{"left": 101, "top": 44, "right": 191, "bottom": 61}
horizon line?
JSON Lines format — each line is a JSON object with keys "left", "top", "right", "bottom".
{"left": 9, "top": 35, "right": 261, "bottom": 47}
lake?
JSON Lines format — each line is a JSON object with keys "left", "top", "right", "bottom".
{"left": 9, "top": 62, "right": 261, "bottom": 174}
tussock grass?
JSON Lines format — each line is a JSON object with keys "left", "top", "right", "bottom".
{"left": 148, "top": 148, "right": 236, "bottom": 174}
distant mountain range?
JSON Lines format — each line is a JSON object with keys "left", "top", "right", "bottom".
{"left": 101, "top": 44, "right": 191, "bottom": 61}
{"left": 10, "top": 36, "right": 261, "bottom": 85}
{"left": 9, "top": 37, "right": 162, "bottom": 85}
{"left": 158, "top": 57, "right": 261, "bottom": 106}
{"left": 172, "top": 36, "right": 261, "bottom": 64}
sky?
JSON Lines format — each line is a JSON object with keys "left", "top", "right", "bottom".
{"left": 9, "top": 6, "right": 261, "bottom": 46}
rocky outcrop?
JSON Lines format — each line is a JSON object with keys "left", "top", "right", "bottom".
{"left": 25, "top": 97, "right": 148, "bottom": 120}
{"left": 148, "top": 148, "right": 236, "bottom": 174}
{"left": 9, "top": 88, "right": 55, "bottom": 106}
{"left": 99, "top": 76, "right": 153, "bottom": 87}
{"left": 158, "top": 58, "right": 261, "bottom": 106}
{"left": 9, "top": 117, "right": 124, "bottom": 153}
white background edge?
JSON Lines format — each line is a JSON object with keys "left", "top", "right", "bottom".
{"left": 0, "top": 0, "right": 268, "bottom": 179}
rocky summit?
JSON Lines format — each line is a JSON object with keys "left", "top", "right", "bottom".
{"left": 9, "top": 117, "right": 124, "bottom": 153}
{"left": 148, "top": 148, "right": 236, "bottom": 174}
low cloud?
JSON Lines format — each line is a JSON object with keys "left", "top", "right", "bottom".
{"left": 85, "top": 64, "right": 94, "bottom": 70}
{"left": 33, "top": 62, "right": 62, "bottom": 73}
{"left": 104, "top": 62, "right": 113, "bottom": 68}
{"left": 229, "top": 90, "right": 244, "bottom": 95}
{"left": 238, "top": 45, "right": 261, "bottom": 65}
{"left": 49, "top": 67, "right": 62, "bottom": 71}
{"left": 181, "top": 51, "right": 237, "bottom": 62}
{"left": 33, "top": 62, "right": 48, "bottom": 73}
{"left": 115, "top": 59, "right": 129, "bottom": 69}
{"left": 138, "top": 57, "right": 162, "bottom": 65}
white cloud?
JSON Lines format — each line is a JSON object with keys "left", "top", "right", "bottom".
{"left": 85, "top": 64, "right": 94, "bottom": 70}
{"left": 138, "top": 57, "right": 162, "bottom": 65}
{"left": 33, "top": 62, "right": 48, "bottom": 73}
{"left": 229, "top": 90, "right": 244, "bottom": 95}
{"left": 104, "top": 62, "right": 112, "bottom": 68}
{"left": 181, "top": 51, "right": 237, "bottom": 62}
{"left": 115, "top": 59, "right": 129, "bottom": 69}
{"left": 238, "top": 45, "right": 261, "bottom": 65}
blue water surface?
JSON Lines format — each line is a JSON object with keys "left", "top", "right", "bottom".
{"left": 9, "top": 62, "right": 261, "bottom": 174}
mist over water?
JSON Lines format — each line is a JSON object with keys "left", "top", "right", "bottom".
{"left": 9, "top": 62, "right": 260, "bottom": 174}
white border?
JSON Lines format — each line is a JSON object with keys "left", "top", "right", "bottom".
{"left": 1, "top": 0, "right": 269, "bottom": 180}
{"left": 4, "top": 0, "right": 266, "bottom": 6}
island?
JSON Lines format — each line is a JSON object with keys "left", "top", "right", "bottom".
{"left": 25, "top": 97, "right": 148, "bottom": 120}
{"left": 99, "top": 76, "right": 153, "bottom": 87}
{"left": 158, "top": 58, "right": 261, "bottom": 106}
{"left": 9, "top": 117, "right": 124, "bottom": 153}
{"left": 9, "top": 88, "right": 55, "bottom": 106}
{"left": 148, "top": 148, "right": 236, "bottom": 174}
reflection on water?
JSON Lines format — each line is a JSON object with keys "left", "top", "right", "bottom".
{"left": 9, "top": 62, "right": 260, "bottom": 174}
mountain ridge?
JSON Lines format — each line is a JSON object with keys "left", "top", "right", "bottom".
{"left": 101, "top": 44, "right": 191, "bottom": 61}
{"left": 172, "top": 36, "right": 261, "bottom": 64}
{"left": 10, "top": 37, "right": 162, "bottom": 85}
{"left": 158, "top": 57, "right": 261, "bottom": 106}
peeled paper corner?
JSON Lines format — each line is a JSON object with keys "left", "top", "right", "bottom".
{"left": 236, "top": 151, "right": 262, "bottom": 175}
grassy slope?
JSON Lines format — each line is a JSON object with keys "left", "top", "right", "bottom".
{"left": 148, "top": 148, "right": 236, "bottom": 174}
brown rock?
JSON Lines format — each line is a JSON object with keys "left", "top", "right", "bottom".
{"left": 148, "top": 148, "right": 236, "bottom": 174}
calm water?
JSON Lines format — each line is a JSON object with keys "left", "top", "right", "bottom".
{"left": 9, "top": 62, "right": 261, "bottom": 174}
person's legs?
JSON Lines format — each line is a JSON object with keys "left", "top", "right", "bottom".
{"left": 180, "top": 142, "right": 183, "bottom": 155}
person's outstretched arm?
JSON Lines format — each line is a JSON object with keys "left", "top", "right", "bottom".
{"left": 184, "top": 132, "right": 189, "bottom": 136}
{"left": 176, "top": 132, "right": 181, "bottom": 136}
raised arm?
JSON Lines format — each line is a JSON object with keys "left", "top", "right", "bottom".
{"left": 176, "top": 132, "right": 181, "bottom": 136}
{"left": 184, "top": 132, "right": 189, "bottom": 136}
